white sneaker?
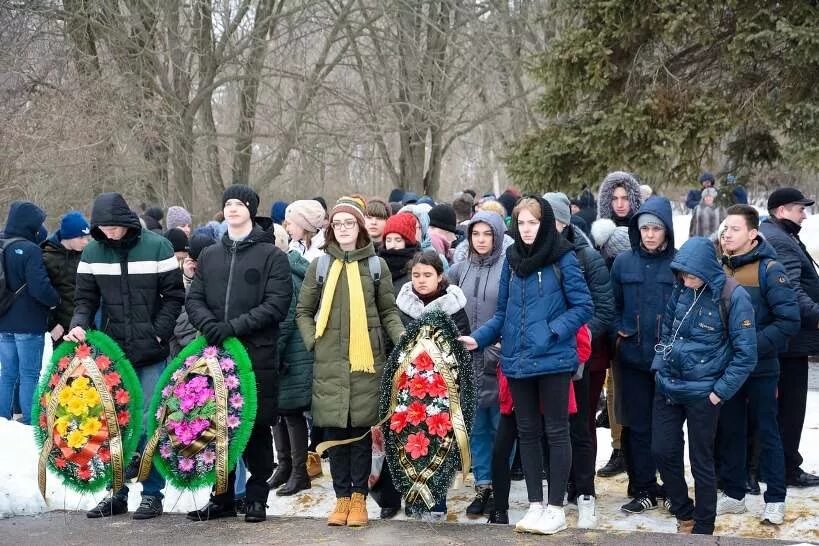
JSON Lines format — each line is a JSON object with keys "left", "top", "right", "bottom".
{"left": 529, "top": 504, "right": 567, "bottom": 535}
{"left": 716, "top": 492, "right": 747, "bottom": 515}
{"left": 576, "top": 495, "right": 598, "bottom": 529}
{"left": 761, "top": 502, "right": 785, "bottom": 525}
{"left": 514, "top": 504, "right": 543, "bottom": 533}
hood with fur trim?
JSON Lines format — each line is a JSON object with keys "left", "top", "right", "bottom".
{"left": 395, "top": 282, "right": 467, "bottom": 319}
{"left": 597, "top": 171, "right": 642, "bottom": 222}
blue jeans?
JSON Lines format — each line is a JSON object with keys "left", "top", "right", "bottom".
{"left": 470, "top": 404, "right": 500, "bottom": 486}
{"left": 717, "top": 375, "right": 785, "bottom": 503}
{"left": 235, "top": 459, "right": 247, "bottom": 497}
{"left": 0, "top": 332, "right": 45, "bottom": 424}
{"left": 115, "top": 360, "right": 167, "bottom": 500}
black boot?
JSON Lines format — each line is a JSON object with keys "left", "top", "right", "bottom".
{"left": 268, "top": 419, "right": 292, "bottom": 489}
{"left": 465, "top": 485, "right": 492, "bottom": 516}
{"left": 597, "top": 449, "right": 626, "bottom": 477}
{"left": 596, "top": 406, "right": 610, "bottom": 428}
{"left": 746, "top": 472, "right": 761, "bottom": 495}
{"left": 277, "top": 417, "right": 311, "bottom": 496}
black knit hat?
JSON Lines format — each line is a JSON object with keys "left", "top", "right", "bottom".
{"left": 188, "top": 233, "right": 216, "bottom": 260}
{"left": 428, "top": 203, "right": 457, "bottom": 234}
{"left": 222, "top": 184, "right": 259, "bottom": 219}
{"left": 164, "top": 228, "right": 188, "bottom": 253}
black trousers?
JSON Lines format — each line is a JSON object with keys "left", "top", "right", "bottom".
{"left": 569, "top": 365, "right": 596, "bottom": 496}
{"left": 325, "top": 423, "right": 371, "bottom": 498}
{"left": 370, "top": 461, "right": 402, "bottom": 509}
{"left": 213, "top": 421, "right": 274, "bottom": 505}
{"left": 507, "top": 372, "right": 572, "bottom": 506}
{"left": 620, "top": 367, "right": 658, "bottom": 495}
{"left": 777, "top": 356, "right": 809, "bottom": 477}
{"left": 491, "top": 413, "right": 518, "bottom": 511}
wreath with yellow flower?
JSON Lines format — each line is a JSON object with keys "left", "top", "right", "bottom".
{"left": 32, "top": 331, "right": 142, "bottom": 495}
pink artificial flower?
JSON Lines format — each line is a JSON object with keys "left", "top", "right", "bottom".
{"left": 196, "top": 387, "right": 214, "bottom": 406}
{"left": 202, "top": 450, "right": 216, "bottom": 465}
{"left": 219, "top": 358, "right": 235, "bottom": 372}
{"left": 229, "top": 393, "right": 244, "bottom": 409}
{"left": 227, "top": 414, "right": 240, "bottom": 429}
{"left": 159, "top": 443, "right": 173, "bottom": 459}
{"left": 178, "top": 457, "right": 195, "bottom": 472}
{"left": 161, "top": 385, "right": 173, "bottom": 398}
{"left": 180, "top": 394, "right": 197, "bottom": 412}
{"left": 202, "top": 346, "right": 219, "bottom": 358}
{"left": 224, "top": 375, "right": 239, "bottom": 389}
{"left": 184, "top": 356, "right": 198, "bottom": 368}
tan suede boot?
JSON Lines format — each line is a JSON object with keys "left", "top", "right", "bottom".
{"left": 676, "top": 519, "right": 694, "bottom": 534}
{"left": 346, "top": 492, "right": 368, "bottom": 527}
{"left": 327, "top": 497, "right": 351, "bottom": 526}
{"left": 307, "top": 451, "right": 323, "bottom": 479}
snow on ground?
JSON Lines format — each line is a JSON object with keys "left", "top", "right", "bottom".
{"left": 2, "top": 391, "right": 818, "bottom": 541}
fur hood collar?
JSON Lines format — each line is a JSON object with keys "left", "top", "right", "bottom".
{"left": 396, "top": 282, "right": 467, "bottom": 319}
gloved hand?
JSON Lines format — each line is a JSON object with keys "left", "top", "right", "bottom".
{"left": 203, "top": 321, "right": 233, "bottom": 346}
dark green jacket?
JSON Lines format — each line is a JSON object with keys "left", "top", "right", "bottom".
{"left": 296, "top": 242, "right": 404, "bottom": 428}
{"left": 277, "top": 251, "right": 313, "bottom": 413}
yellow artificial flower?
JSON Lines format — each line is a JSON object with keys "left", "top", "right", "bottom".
{"left": 54, "top": 416, "right": 71, "bottom": 437}
{"left": 84, "top": 387, "right": 101, "bottom": 408}
{"left": 66, "top": 429, "right": 87, "bottom": 449}
{"left": 79, "top": 417, "right": 102, "bottom": 437}
{"left": 67, "top": 396, "right": 88, "bottom": 417}
{"left": 57, "top": 387, "right": 73, "bottom": 406}
{"left": 71, "top": 376, "right": 90, "bottom": 391}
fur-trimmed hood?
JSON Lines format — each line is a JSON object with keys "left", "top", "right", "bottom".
{"left": 597, "top": 171, "right": 642, "bottom": 221}
{"left": 396, "top": 282, "right": 467, "bottom": 319}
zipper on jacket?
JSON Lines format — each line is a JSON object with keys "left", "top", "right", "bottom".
{"left": 537, "top": 271, "right": 543, "bottom": 297}
{"left": 520, "top": 277, "right": 526, "bottom": 357}
{"left": 224, "top": 240, "right": 238, "bottom": 321}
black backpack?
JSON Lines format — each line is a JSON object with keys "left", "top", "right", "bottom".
{"left": 0, "top": 238, "right": 28, "bottom": 316}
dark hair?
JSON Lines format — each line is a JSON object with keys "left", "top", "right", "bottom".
{"left": 365, "top": 198, "right": 391, "bottom": 220}
{"left": 463, "top": 189, "right": 476, "bottom": 199}
{"left": 725, "top": 204, "right": 759, "bottom": 230}
{"left": 409, "top": 249, "right": 444, "bottom": 275}
{"left": 323, "top": 215, "right": 370, "bottom": 250}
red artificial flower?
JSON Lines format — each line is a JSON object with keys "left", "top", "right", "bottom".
{"left": 103, "top": 372, "right": 121, "bottom": 388}
{"left": 427, "top": 373, "right": 448, "bottom": 398}
{"left": 48, "top": 373, "right": 60, "bottom": 388}
{"left": 75, "top": 344, "right": 92, "bottom": 359}
{"left": 389, "top": 411, "right": 409, "bottom": 433}
{"left": 77, "top": 466, "right": 92, "bottom": 480}
{"left": 405, "top": 431, "right": 430, "bottom": 460}
{"left": 409, "top": 375, "right": 431, "bottom": 399}
{"left": 40, "top": 394, "right": 49, "bottom": 408}
{"left": 58, "top": 357, "right": 70, "bottom": 371}
{"left": 114, "top": 388, "right": 129, "bottom": 405}
{"left": 405, "top": 401, "right": 427, "bottom": 426}
{"left": 39, "top": 412, "right": 48, "bottom": 428}
{"left": 412, "top": 352, "right": 434, "bottom": 372}
{"left": 117, "top": 410, "right": 130, "bottom": 426}
{"left": 54, "top": 456, "right": 68, "bottom": 469}
{"left": 426, "top": 412, "right": 453, "bottom": 439}
{"left": 95, "top": 355, "right": 111, "bottom": 371}
{"left": 397, "top": 372, "right": 409, "bottom": 390}
{"left": 98, "top": 448, "right": 111, "bottom": 463}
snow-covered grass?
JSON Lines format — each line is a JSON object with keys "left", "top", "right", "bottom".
{"left": 2, "top": 391, "right": 818, "bottom": 541}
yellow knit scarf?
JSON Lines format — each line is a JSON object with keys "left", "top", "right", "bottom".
{"left": 314, "top": 258, "right": 375, "bottom": 373}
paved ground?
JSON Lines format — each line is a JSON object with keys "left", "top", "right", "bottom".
{"left": 0, "top": 512, "right": 812, "bottom": 545}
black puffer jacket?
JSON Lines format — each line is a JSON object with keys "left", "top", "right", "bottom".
{"left": 186, "top": 224, "right": 292, "bottom": 425}
{"left": 70, "top": 193, "right": 184, "bottom": 367}
{"left": 565, "top": 225, "right": 614, "bottom": 340}
{"left": 42, "top": 232, "right": 83, "bottom": 332}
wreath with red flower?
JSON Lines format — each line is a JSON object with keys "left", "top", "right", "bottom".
{"left": 32, "top": 331, "right": 142, "bottom": 495}
{"left": 141, "top": 336, "right": 257, "bottom": 492}
{"left": 379, "top": 310, "right": 474, "bottom": 515}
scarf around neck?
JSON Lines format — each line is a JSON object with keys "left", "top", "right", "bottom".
{"left": 506, "top": 196, "right": 573, "bottom": 277}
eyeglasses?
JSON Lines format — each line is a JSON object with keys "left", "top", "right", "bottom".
{"left": 331, "top": 220, "right": 358, "bottom": 230}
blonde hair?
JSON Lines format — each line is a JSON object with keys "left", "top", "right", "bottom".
{"left": 476, "top": 200, "right": 506, "bottom": 220}
{"left": 512, "top": 197, "right": 541, "bottom": 221}
{"left": 282, "top": 219, "right": 314, "bottom": 249}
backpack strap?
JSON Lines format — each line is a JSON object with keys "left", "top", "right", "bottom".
{"left": 758, "top": 258, "right": 774, "bottom": 295}
{"left": 718, "top": 276, "right": 741, "bottom": 337}
{"left": 367, "top": 254, "right": 381, "bottom": 300}
{"left": 315, "top": 254, "right": 332, "bottom": 287}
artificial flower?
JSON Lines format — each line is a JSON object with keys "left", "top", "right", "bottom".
{"left": 54, "top": 456, "right": 67, "bottom": 469}
{"left": 409, "top": 375, "right": 430, "bottom": 398}
{"left": 202, "top": 450, "right": 216, "bottom": 465}
{"left": 223, "top": 375, "right": 239, "bottom": 389}
{"left": 427, "top": 373, "right": 448, "bottom": 398}
{"left": 202, "top": 346, "right": 219, "bottom": 358}
{"left": 71, "top": 376, "right": 90, "bottom": 391}
{"left": 98, "top": 447, "right": 111, "bottom": 463}
{"left": 58, "top": 357, "right": 70, "bottom": 371}
{"left": 406, "top": 401, "right": 427, "bottom": 426}
{"left": 67, "top": 396, "right": 89, "bottom": 417}
{"left": 397, "top": 372, "right": 409, "bottom": 390}
{"left": 114, "top": 388, "right": 130, "bottom": 405}
{"left": 413, "top": 351, "right": 434, "bottom": 372}
{"left": 227, "top": 414, "right": 240, "bottom": 429}
{"left": 159, "top": 443, "right": 173, "bottom": 459}
{"left": 229, "top": 393, "right": 243, "bottom": 409}
{"left": 95, "top": 355, "right": 111, "bottom": 370}
{"left": 80, "top": 417, "right": 102, "bottom": 437}
{"left": 83, "top": 387, "right": 101, "bottom": 409}
{"left": 389, "top": 411, "right": 409, "bottom": 433}
{"left": 48, "top": 373, "right": 60, "bottom": 388}
{"left": 75, "top": 344, "right": 91, "bottom": 359}
{"left": 77, "top": 466, "right": 92, "bottom": 480}
{"left": 103, "top": 372, "right": 121, "bottom": 388}
{"left": 57, "top": 387, "right": 73, "bottom": 406}
{"left": 66, "top": 429, "right": 87, "bottom": 449}
{"left": 425, "top": 412, "right": 452, "bottom": 439}
{"left": 405, "top": 431, "right": 430, "bottom": 460}
{"left": 219, "top": 358, "right": 235, "bottom": 372}
{"left": 54, "top": 416, "right": 71, "bottom": 437}
{"left": 117, "top": 410, "right": 130, "bottom": 426}
{"left": 178, "top": 457, "right": 195, "bottom": 472}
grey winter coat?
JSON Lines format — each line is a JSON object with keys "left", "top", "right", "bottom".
{"left": 447, "top": 211, "right": 506, "bottom": 407}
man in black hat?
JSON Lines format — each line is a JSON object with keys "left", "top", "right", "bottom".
{"left": 428, "top": 203, "right": 462, "bottom": 249}
{"left": 185, "top": 184, "right": 292, "bottom": 522}
{"left": 759, "top": 187, "right": 819, "bottom": 488}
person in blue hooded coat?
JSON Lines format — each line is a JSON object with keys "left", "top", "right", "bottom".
{"left": 610, "top": 196, "right": 676, "bottom": 514}
{"left": 459, "top": 196, "right": 593, "bottom": 535}
{"left": 651, "top": 237, "right": 756, "bottom": 535}
{"left": 0, "top": 201, "right": 59, "bottom": 424}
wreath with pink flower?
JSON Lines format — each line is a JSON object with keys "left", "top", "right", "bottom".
{"left": 141, "top": 336, "right": 257, "bottom": 492}
{"left": 379, "top": 310, "right": 474, "bottom": 515}
{"left": 32, "top": 331, "right": 142, "bottom": 496}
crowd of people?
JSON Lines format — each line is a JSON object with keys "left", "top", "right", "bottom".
{"left": 0, "top": 172, "right": 817, "bottom": 536}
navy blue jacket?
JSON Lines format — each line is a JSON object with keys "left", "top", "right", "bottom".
{"left": 759, "top": 217, "right": 819, "bottom": 357}
{"left": 0, "top": 202, "right": 59, "bottom": 334}
{"left": 685, "top": 188, "right": 702, "bottom": 210}
{"left": 653, "top": 237, "right": 756, "bottom": 404}
{"left": 472, "top": 250, "right": 593, "bottom": 379}
{"left": 611, "top": 196, "right": 676, "bottom": 372}
{"left": 722, "top": 237, "right": 800, "bottom": 376}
